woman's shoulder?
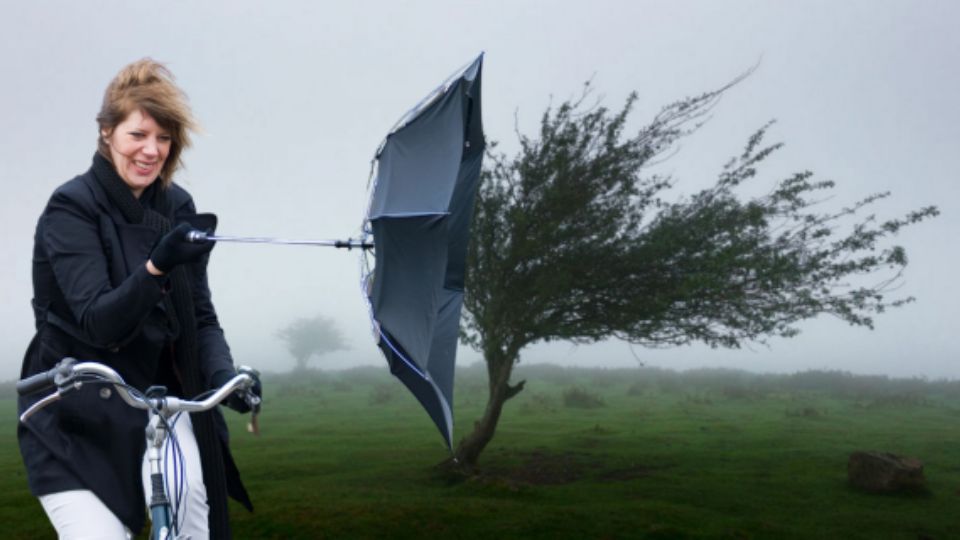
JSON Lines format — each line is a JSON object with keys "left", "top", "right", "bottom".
{"left": 46, "top": 169, "right": 102, "bottom": 212}
{"left": 165, "top": 182, "right": 194, "bottom": 204}
{"left": 166, "top": 182, "right": 197, "bottom": 214}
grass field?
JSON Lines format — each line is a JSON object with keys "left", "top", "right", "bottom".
{"left": 2, "top": 364, "right": 959, "bottom": 539}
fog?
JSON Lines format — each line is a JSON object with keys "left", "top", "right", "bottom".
{"left": 1, "top": 1, "right": 957, "bottom": 381}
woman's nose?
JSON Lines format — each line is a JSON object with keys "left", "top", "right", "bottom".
{"left": 142, "top": 138, "right": 159, "bottom": 157}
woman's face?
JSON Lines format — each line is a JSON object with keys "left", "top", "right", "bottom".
{"left": 102, "top": 109, "right": 171, "bottom": 197}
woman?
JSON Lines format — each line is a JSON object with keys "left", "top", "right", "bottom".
{"left": 18, "top": 58, "right": 258, "bottom": 539}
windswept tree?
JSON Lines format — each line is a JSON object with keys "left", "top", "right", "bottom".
{"left": 455, "top": 80, "right": 938, "bottom": 469}
{"left": 277, "top": 314, "right": 348, "bottom": 371}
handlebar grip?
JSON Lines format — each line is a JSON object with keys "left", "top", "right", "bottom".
{"left": 16, "top": 358, "right": 76, "bottom": 395}
{"left": 16, "top": 369, "right": 59, "bottom": 395}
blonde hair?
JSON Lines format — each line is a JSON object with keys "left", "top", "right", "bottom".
{"left": 96, "top": 58, "right": 197, "bottom": 187}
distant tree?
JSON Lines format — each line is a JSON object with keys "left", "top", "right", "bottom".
{"left": 277, "top": 315, "right": 348, "bottom": 371}
{"left": 454, "top": 79, "right": 938, "bottom": 470}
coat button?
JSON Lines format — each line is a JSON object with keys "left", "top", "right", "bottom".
{"left": 99, "top": 388, "right": 112, "bottom": 400}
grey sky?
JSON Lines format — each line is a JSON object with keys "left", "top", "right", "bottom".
{"left": 1, "top": 0, "right": 957, "bottom": 380}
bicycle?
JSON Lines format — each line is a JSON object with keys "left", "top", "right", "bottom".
{"left": 17, "top": 357, "right": 262, "bottom": 540}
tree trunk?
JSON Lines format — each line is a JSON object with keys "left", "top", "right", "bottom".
{"left": 449, "top": 349, "right": 525, "bottom": 472}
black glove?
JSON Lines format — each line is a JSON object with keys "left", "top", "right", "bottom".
{"left": 150, "top": 222, "right": 215, "bottom": 273}
{"left": 182, "top": 212, "right": 217, "bottom": 233}
{"left": 210, "top": 368, "right": 262, "bottom": 414}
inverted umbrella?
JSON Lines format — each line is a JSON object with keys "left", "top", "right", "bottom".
{"left": 191, "top": 54, "right": 485, "bottom": 449}
{"left": 362, "top": 54, "right": 484, "bottom": 449}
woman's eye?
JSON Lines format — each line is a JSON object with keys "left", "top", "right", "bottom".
{"left": 129, "top": 132, "right": 144, "bottom": 139}
{"left": 158, "top": 135, "right": 172, "bottom": 143}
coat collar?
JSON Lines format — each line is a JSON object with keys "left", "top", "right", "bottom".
{"left": 88, "top": 152, "right": 166, "bottom": 223}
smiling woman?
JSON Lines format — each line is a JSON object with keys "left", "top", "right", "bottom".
{"left": 95, "top": 59, "right": 195, "bottom": 191}
{"left": 17, "top": 58, "right": 259, "bottom": 539}
{"left": 102, "top": 109, "right": 172, "bottom": 198}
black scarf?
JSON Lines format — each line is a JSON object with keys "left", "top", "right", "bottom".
{"left": 92, "top": 153, "right": 232, "bottom": 538}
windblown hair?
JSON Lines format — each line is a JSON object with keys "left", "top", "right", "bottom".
{"left": 96, "top": 58, "right": 197, "bottom": 187}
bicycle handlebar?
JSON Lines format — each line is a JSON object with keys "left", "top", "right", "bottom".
{"left": 18, "top": 358, "right": 262, "bottom": 424}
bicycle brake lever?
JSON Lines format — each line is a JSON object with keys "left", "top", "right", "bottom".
{"left": 20, "top": 391, "right": 64, "bottom": 423}
{"left": 242, "top": 390, "right": 261, "bottom": 435}
{"left": 237, "top": 365, "right": 261, "bottom": 435}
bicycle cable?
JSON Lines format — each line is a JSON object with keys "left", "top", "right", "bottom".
{"left": 163, "top": 412, "right": 188, "bottom": 535}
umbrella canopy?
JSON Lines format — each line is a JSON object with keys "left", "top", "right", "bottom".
{"left": 363, "top": 54, "right": 484, "bottom": 449}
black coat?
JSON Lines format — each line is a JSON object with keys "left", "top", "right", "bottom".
{"left": 18, "top": 156, "right": 250, "bottom": 533}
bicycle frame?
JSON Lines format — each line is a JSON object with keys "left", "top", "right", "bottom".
{"left": 18, "top": 358, "right": 261, "bottom": 540}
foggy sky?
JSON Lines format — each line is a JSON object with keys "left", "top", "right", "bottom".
{"left": 1, "top": 0, "right": 957, "bottom": 380}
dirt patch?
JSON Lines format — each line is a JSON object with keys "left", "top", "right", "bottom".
{"left": 472, "top": 449, "right": 659, "bottom": 487}
{"left": 519, "top": 450, "right": 595, "bottom": 484}
{"left": 599, "top": 464, "right": 656, "bottom": 481}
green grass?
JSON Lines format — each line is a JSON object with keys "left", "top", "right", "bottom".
{"left": 3, "top": 366, "right": 960, "bottom": 539}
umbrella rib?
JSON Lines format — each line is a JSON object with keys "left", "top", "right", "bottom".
{"left": 375, "top": 53, "right": 483, "bottom": 155}
{"left": 377, "top": 327, "right": 428, "bottom": 380}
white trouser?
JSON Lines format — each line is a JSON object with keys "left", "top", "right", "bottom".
{"left": 39, "top": 413, "right": 209, "bottom": 539}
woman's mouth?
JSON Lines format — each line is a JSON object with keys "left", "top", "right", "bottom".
{"left": 133, "top": 160, "right": 156, "bottom": 175}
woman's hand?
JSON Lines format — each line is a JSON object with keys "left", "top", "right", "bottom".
{"left": 147, "top": 222, "right": 215, "bottom": 275}
{"left": 210, "top": 368, "right": 263, "bottom": 414}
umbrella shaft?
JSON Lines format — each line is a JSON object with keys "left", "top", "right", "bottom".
{"left": 188, "top": 231, "right": 372, "bottom": 250}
